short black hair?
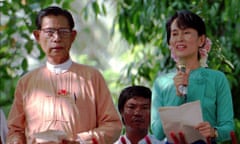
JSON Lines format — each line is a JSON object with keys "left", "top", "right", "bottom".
{"left": 118, "top": 85, "right": 151, "bottom": 113}
{"left": 35, "top": 6, "right": 75, "bottom": 30}
{"left": 166, "top": 10, "right": 206, "bottom": 44}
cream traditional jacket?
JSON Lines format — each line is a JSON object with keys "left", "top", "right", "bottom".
{"left": 7, "top": 61, "right": 122, "bottom": 144}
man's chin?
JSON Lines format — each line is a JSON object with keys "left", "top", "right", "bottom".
{"left": 48, "top": 55, "right": 68, "bottom": 64}
{"left": 131, "top": 124, "right": 145, "bottom": 129}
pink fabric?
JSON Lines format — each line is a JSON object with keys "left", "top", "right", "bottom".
{"left": 7, "top": 62, "right": 122, "bottom": 144}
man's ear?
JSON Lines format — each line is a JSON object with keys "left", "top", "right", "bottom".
{"left": 70, "top": 30, "right": 77, "bottom": 42}
{"left": 33, "top": 30, "right": 40, "bottom": 41}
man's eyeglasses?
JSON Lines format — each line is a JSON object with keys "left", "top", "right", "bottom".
{"left": 40, "top": 28, "right": 72, "bottom": 38}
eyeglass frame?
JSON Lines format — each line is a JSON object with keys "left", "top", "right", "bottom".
{"left": 40, "top": 28, "right": 73, "bottom": 38}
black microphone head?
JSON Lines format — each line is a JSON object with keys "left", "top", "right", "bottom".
{"left": 177, "top": 64, "right": 186, "bottom": 73}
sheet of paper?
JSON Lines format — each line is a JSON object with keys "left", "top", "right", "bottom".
{"left": 159, "top": 100, "right": 206, "bottom": 143}
{"left": 33, "top": 130, "right": 67, "bottom": 143}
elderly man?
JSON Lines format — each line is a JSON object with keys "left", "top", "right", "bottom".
{"left": 6, "top": 6, "right": 122, "bottom": 144}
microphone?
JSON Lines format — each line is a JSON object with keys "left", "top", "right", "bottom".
{"left": 177, "top": 64, "right": 187, "bottom": 102}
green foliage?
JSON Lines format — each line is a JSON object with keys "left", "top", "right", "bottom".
{"left": 234, "top": 119, "right": 240, "bottom": 143}
{"left": 81, "top": 1, "right": 107, "bottom": 19}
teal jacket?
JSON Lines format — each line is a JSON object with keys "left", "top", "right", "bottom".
{"left": 151, "top": 67, "right": 234, "bottom": 142}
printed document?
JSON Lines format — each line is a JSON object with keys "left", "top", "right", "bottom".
{"left": 159, "top": 101, "right": 206, "bottom": 143}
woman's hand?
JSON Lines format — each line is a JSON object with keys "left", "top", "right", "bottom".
{"left": 173, "top": 69, "right": 190, "bottom": 96}
{"left": 195, "top": 122, "right": 216, "bottom": 138}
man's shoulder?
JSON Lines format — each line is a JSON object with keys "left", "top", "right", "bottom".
{"left": 72, "top": 62, "right": 97, "bottom": 70}
{"left": 20, "top": 65, "right": 46, "bottom": 79}
{"left": 71, "top": 62, "right": 101, "bottom": 74}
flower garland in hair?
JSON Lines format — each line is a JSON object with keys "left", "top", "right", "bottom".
{"left": 168, "top": 37, "right": 212, "bottom": 67}
{"left": 169, "top": 45, "right": 178, "bottom": 62}
{"left": 199, "top": 38, "right": 212, "bottom": 67}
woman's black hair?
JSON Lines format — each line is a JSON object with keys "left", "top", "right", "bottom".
{"left": 35, "top": 6, "right": 75, "bottom": 30}
{"left": 166, "top": 10, "right": 206, "bottom": 44}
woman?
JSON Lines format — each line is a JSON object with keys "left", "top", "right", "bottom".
{"left": 151, "top": 10, "right": 234, "bottom": 143}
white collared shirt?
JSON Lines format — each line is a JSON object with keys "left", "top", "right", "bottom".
{"left": 114, "top": 134, "right": 165, "bottom": 144}
{"left": 46, "top": 59, "right": 72, "bottom": 74}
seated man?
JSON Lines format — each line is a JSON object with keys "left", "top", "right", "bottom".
{"left": 114, "top": 85, "right": 164, "bottom": 144}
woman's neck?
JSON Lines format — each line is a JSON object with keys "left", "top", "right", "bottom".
{"left": 177, "top": 58, "right": 200, "bottom": 71}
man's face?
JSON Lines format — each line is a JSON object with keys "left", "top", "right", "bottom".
{"left": 121, "top": 97, "right": 150, "bottom": 131}
{"left": 33, "top": 15, "right": 76, "bottom": 64}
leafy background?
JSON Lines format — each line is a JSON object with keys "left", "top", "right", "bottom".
{"left": 0, "top": 0, "right": 239, "bottom": 143}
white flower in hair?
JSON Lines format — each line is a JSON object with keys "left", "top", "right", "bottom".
{"left": 199, "top": 38, "right": 212, "bottom": 67}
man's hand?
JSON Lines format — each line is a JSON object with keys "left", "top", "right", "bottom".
{"left": 62, "top": 138, "right": 98, "bottom": 144}
{"left": 62, "top": 140, "right": 79, "bottom": 144}
{"left": 170, "top": 131, "right": 187, "bottom": 144}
